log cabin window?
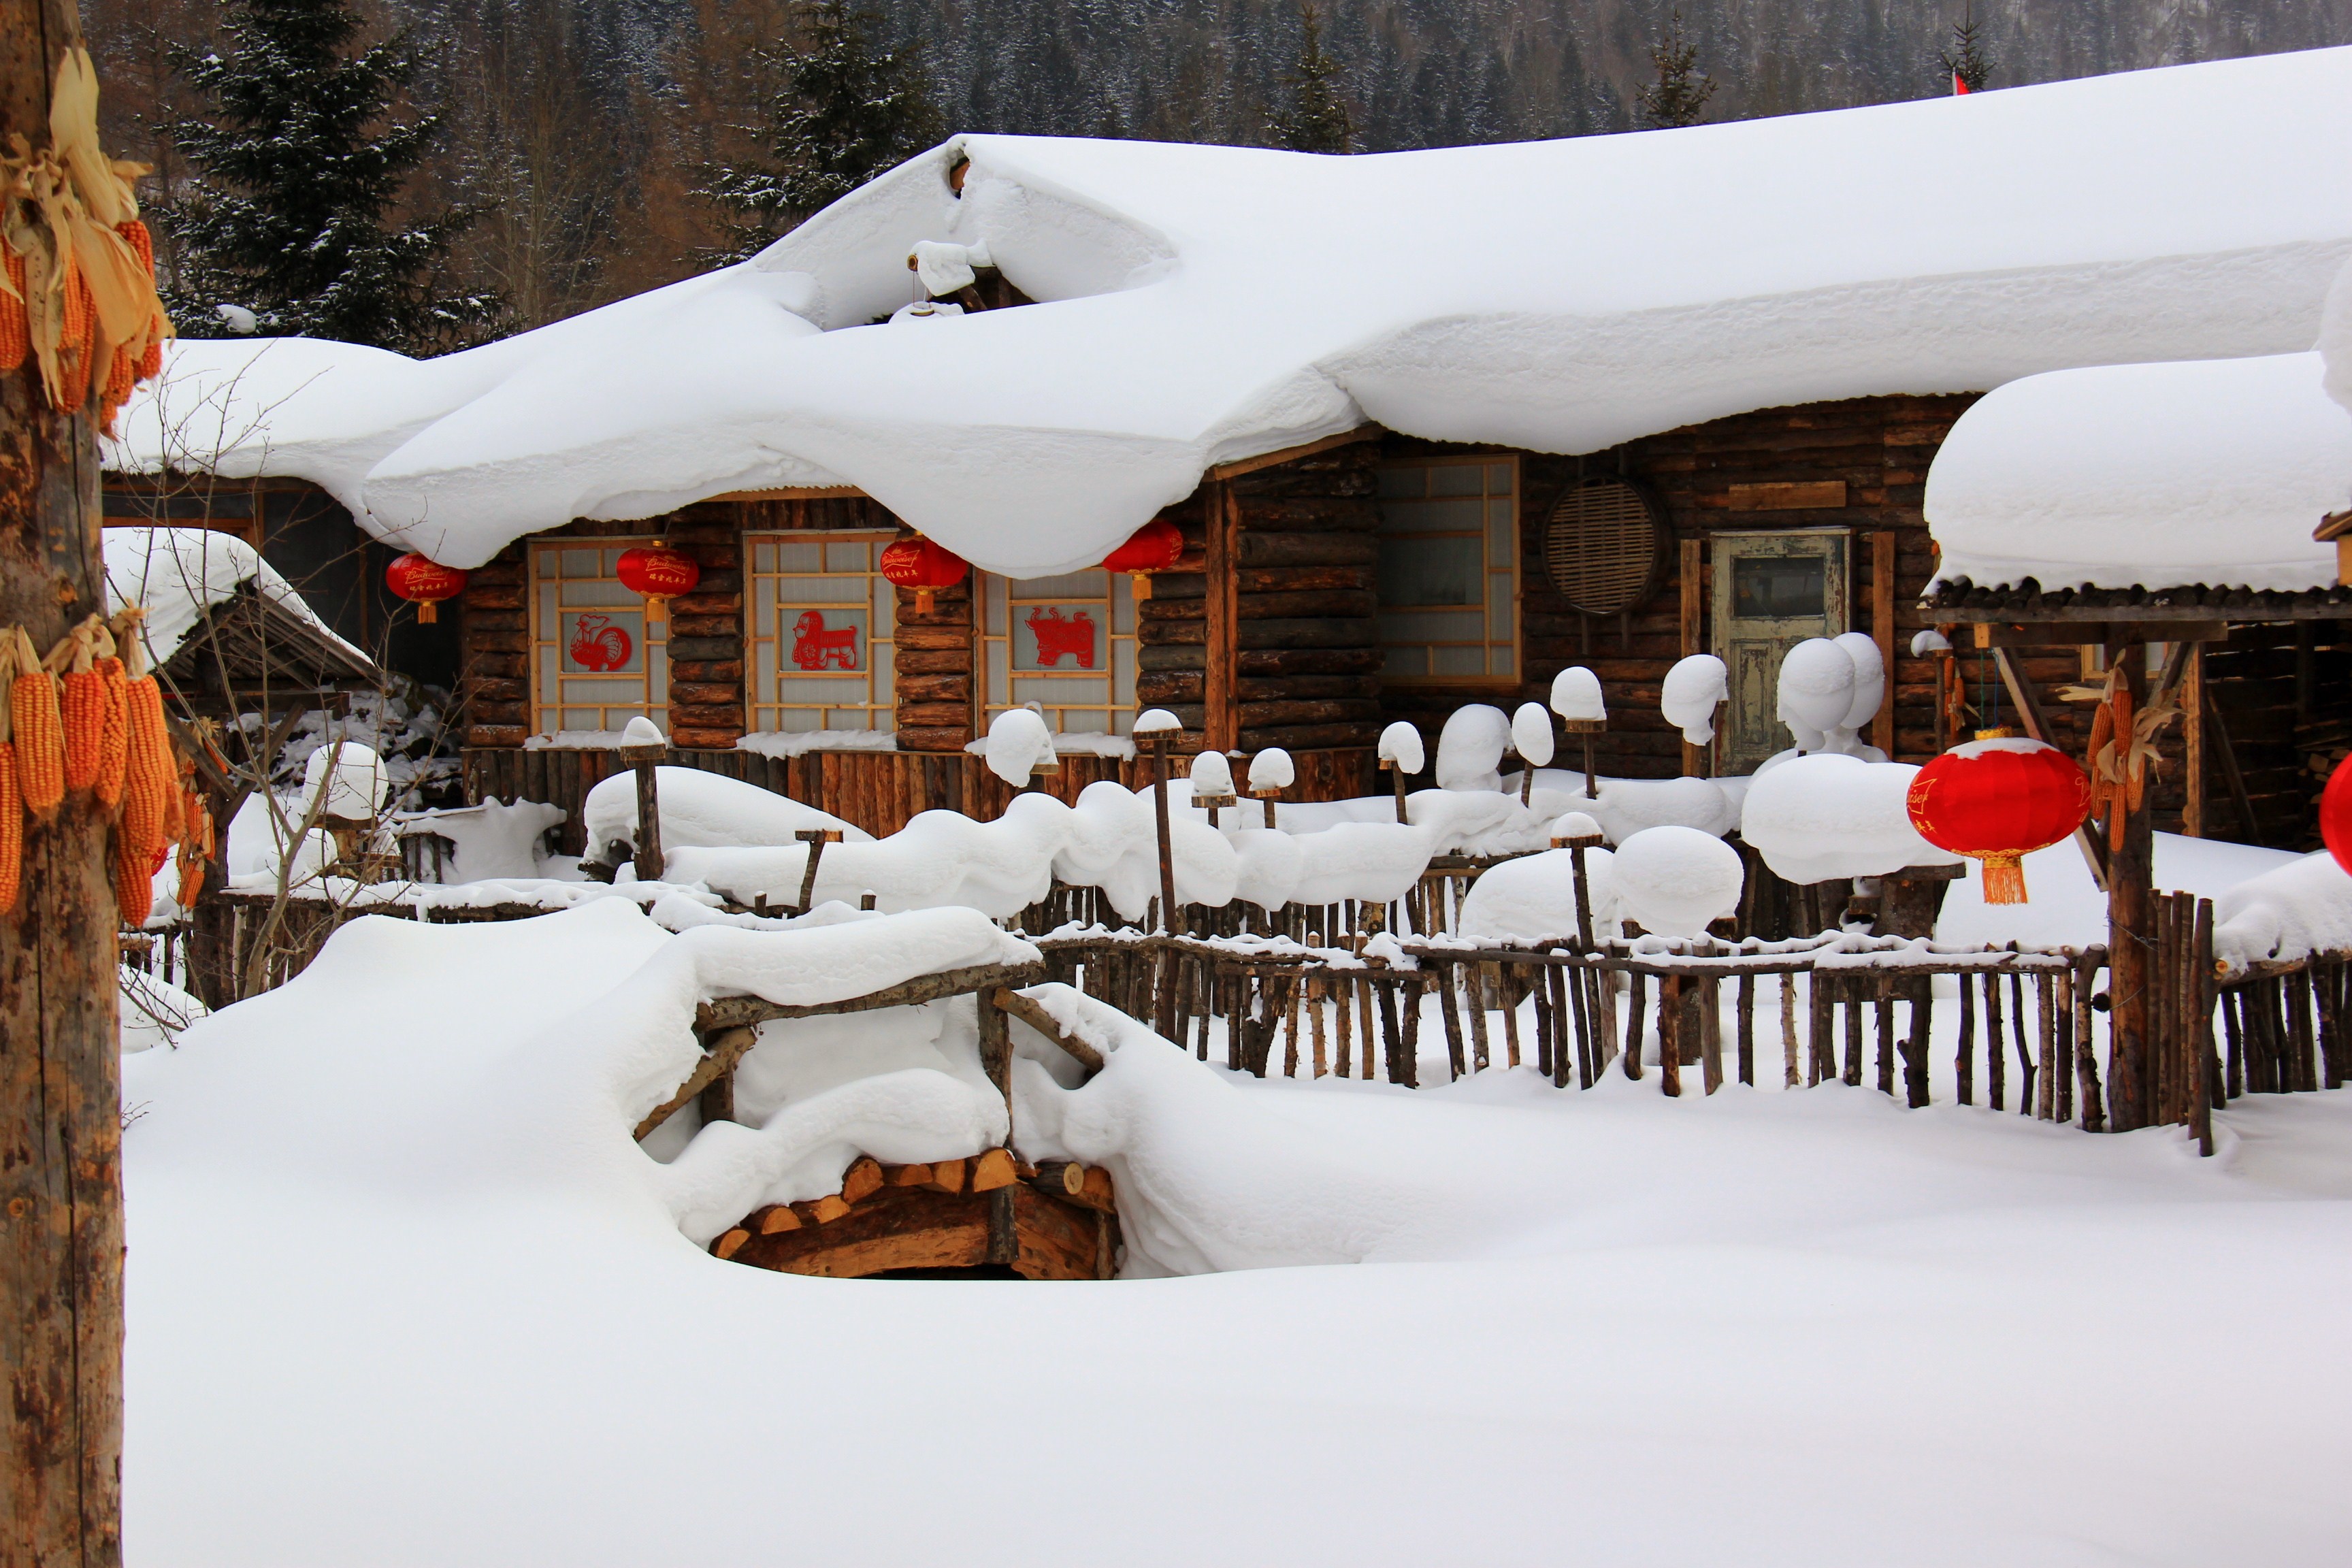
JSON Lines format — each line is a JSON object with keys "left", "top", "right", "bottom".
{"left": 1375, "top": 457, "right": 1518, "bottom": 682}
{"left": 978, "top": 569, "right": 1139, "bottom": 737}
{"left": 531, "top": 540, "right": 668, "bottom": 735}
{"left": 744, "top": 532, "right": 897, "bottom": 732}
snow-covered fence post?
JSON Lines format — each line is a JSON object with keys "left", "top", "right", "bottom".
{"left": 1247, "top": 747, "right": 1292, "bottom": 830}
{"left": 617, "top": 717, "right": 668, "bottom": 883}
{"left": 1511, "top": 704, "right": 1554, "bottom": 807}
{"left": 1551, "top": 667, "right": 1605, "bottom": 800}
{"left": 1377, "top": 721, "right": 1423, "bottom": 825}
{"left": 792, "top": 828, "right": 842, "bottom": 914}
{"left": 1134, "top": 708, "right": 1183, "bottom": 1039}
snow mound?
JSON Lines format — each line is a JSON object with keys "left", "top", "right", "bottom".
{"left": 1456, "top": 847, "right": 1620, "bottom": 943}
{"left": 2212, "top": 852, "right": 2352, "bottom": 974}
{"left": 582, "top": 767, "right": 870, "bottom": 861}
{"left": 1435, "top": 704, "right": 1511, "bottom": 792}
{"left": 101, "top": 525, "right": 361, "bottom": 668}
{"left": 1929, "top": 350, "right": 2351, "bottom": 593}
{"left": 1611, "top": 826, "right": 1744, "bottom": 938}
{"left": 1741, "top": 754, "right": 1958, "bottom": 885}
{"left": 1523, "top": 773, "right": 1736, "bottom": 844}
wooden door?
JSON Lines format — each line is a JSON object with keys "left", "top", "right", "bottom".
{"left": 1710, "top": 529, "right": 1849, "bottom": 774}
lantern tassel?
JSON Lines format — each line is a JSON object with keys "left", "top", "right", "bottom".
{"left": 645, "top": 595, "right": 668, "bottom": 626}
{"left": 416, "top": 600, "right": 438, "bottom": 625}
{"left": 917, "top": 589, "right": 936, "bottom": 615}
{"left": 1979, "top": 852, "right": 2028, "bottom": 905}
{"left": 1130, "top": 570, "right": 1152, "bottom": 602}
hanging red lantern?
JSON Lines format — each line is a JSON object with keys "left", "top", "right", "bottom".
{"left": 1100, "top": 518, "right": 1185, "bottom": 600}
{"left": 617, "top": 545, "right": 701, "bottom": 625}
{"left": 385, "top": 553, "right": 468, "bottom": 624}
{"left": 2322, "top": 754, "right": 2352, "bottom": 877}
{"left": 1905, "top": 728, "right": 2092, "bottom": 905}
{"left": 879, "top": 535, "right": 970, "bottom": 615}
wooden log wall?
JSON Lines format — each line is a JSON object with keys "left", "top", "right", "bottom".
{"left": 1380, "top": 396, "right": 1977, "bottom": 776}
{"left": 459, "top": 540, "right": 529, "bottom": 747}
{"left": 893, "top": 574, "right": 975, "bottom": 752}
{"left": 1137, "top": 442, "right": 1386, "bottom": 758}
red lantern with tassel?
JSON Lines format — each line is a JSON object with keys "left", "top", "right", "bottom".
{"left": 879, "top": 536, "right": 970, "bottom": 614}
{"left": 1905, "top": 728, "right": 2092, "bottom": 904}
{"left": 2322, "top": 753, "right": 2352, "bottom": 877}
{"left": 617, "top": 545, "right": 700, "bottom": 625}
{"left": 1100, "top": 518, "right": 1184, "bottom": 600}
{"left": 385, "top": 553, "right": 468, "bottom": 623}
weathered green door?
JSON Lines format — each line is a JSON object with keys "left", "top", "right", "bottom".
{"left": 1710, "top": 529, "right": 1849, "bottom": 774}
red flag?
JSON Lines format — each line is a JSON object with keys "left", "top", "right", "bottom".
{"left": 1953, "top": 71, "right": 1971, "bottom": 95}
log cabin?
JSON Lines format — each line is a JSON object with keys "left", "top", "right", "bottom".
{"left": 104, "top": 48, "right": 2352, "bottom": 847}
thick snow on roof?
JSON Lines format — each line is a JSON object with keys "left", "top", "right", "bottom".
{"left": 111, "top": 46, "right": 2352, "bottom": 575}
{"left": 1925, "top": 351, "right": 2352, "bottom": 593}
{"left": 101, "top": 525, "right": 361, "bottom": 668}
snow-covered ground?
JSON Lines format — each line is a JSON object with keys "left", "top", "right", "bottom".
{"left": 123, "top": 898, "right": 2352, "bottom": 1565}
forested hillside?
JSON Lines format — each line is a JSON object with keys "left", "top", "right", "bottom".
{"left": 80, "top": 0, "right": 2352, "bottom": 341}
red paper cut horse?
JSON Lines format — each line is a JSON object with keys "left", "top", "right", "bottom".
{"left": 790, "top": 610, "right": 860, "bottom": 670}
{"left": 1026, "top": 606, "right": 1098, "bottom": 668}
{"left": 569, "top": 613, "right": 633, "bottom": 672}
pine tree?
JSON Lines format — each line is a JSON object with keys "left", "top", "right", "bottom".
{"left": 699, "top": 0, "right": 942, "bottom": 263}
{"left": 1637, "top": 10, "right": 1716, "bottom": 130}
{"left": 164, "top": 0, "right": 500, "bottom": 353}
{"left": 1267, "top": 3, "right": 1354, "bottom": 154}
{"left": 1939, "top": 3, "right": 1995, "bottom": 92}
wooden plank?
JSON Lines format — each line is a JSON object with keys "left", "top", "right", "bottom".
{"left": 1726, "top": 480, "right": 1846, "bottom": 512}
{"left": 694, "top": 961, "right": 1045, "bottom": 1034}
{"left": 705, "top": 484, "right": 869, "bottom": 502}
{"left": 988, "top": 986, "right": 1107, "bottom": 1075}
{"left": 1203, "top": 425, "right": 1382, "bottom": 483}
{"left": 1871, "top": 530, "right": 1895, "bottom": 756}
{"left": 1204, "top": 482, "right": 1238, "bottom": 753}
{"left": 1678, "top": 536, "right": 1706, "bottom": 777}
{"left": 2183, "top": 643, "right": 2204, "bottom": 838}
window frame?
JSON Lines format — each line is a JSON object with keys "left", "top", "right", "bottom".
{"left": 1374, "top": 453, "right": 1522, "bottom": 686}
{"left": 529, "top": 538, "right": 668, "bottom": 736}
{"left": 977, "top": 568, "right": 1139, "bottom": 738}
{"left": 742, "top": 529, "right": 900, "bottom": 734}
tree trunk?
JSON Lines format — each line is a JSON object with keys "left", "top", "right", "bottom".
{"left": 0, "top": 5, "right": 125, "bottom": 1562}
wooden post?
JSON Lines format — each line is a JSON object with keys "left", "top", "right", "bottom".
{"left": 1870, "top": 531, "right": 1895, "bottom": 757}
{"left": 1203, "top": 482, "right": 1237, "bottom": 755}
{"left": 2108, "top": 654, "right": 2155, "bottom": 1130}
{"left": 1, "top": 10, "right": 124, "bottom": 1561}
{"left": 1678, "top": 538, "right": 1706, "bottom": 777}
{"left": 619, "top": 738, "right": 666, "bottom": 883}
{"left": 1658, "top": 975, "right": 1682, "bottom": 1096}
{"left": 2182, "top": 643, "right": 2205, "bottom": 838}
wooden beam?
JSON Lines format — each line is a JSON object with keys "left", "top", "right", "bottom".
{"left": 2204, "top": 687, "right": 2263, "bottom": 847}
{"left": 1678, "top": 537, "right": 1706, "bottom": 777}
{"left": 693, "top": 960, "right": 1045, "bottom": 1034}
{"left": 1726, "top": 480, "right": 1846, "bottom": 512}
{"left": 1943, "top": 604, "right": 2334, "bottom": 625}
{"left": 703, "top": 484, "right": 869, "bottom": 503}
{"left": 1871, "top": 531, "right": 1895, "bottom": 756}
{"left": 1203, "top": 481, "right": 1238, "bottom": 753}
{"left": 988, "top": 986, "right": 1107, "bottom": 1075}
{"left": 2183, "top": 644, "right": 2204, "bottom": 838}
{"left": 634, "top": 1025, "right": 758, "bottom": 1141}
{"left": 1203, "top": 425, "right": 1381, "bottom": 483}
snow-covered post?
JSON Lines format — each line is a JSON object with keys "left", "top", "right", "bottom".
{"left": 1511, "top": 704, "right": 1554, "bottom": 807}
{"left": 1377, "top": 721, "right": 1424, "bottom": 825}
{"left": 1190, "top": 750, "right": 1237, "bottom": 830}
{"left": 617, "top": 717, "right": 669, "bottom": 883}
{"left": 1661, "top": 655, "right": 1727, "bottom": 777}
{"left": 1134, "top": 709, "right": 1182, "bottom": 936}
{"left": 1551, "top": 667, "right": 1606, "bottom": 800}
{"left": 1247, "top": 747, "right": 1293, "bottom": 829}
{"left": 1549, "top": 811, "right": 1607, "bottom": 952}
{"left": 1912, "top": 627, "right": 1955, "bottom": 751}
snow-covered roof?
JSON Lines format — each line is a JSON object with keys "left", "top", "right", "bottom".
{"left": 1925, "top": 351, "right": 2352, "bottom": 594}
{"left": 109, "top": 46, "right": 2352, "bottom": 576}
{"left": 102, "top": 525, "right": 368, "bottom": 669}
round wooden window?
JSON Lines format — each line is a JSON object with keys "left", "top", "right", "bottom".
{"left": 1544, "top": 478, "right": 1666, "bottom": 615}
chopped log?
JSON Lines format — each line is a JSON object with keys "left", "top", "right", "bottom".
{"left": 1078, "top": 1165, "right": 1117, "bottom": 1213}
{"left": 712, "top": 1228, "right": 751, "bottom": 1259}
{"left": 970, "top": 1147, "right": 1019, "bottom": 1193}
{"left": 751, "top": 1204, "right": 801, "bottom": 1235}
{"left": 926, "top": 1158, "right": 968, "bottom": 1195}
{"left": 1031, "top": 1160, "right": 1087, "bottom": 1197}
{"left": 634, "top": 1024, "right": 759, "bottom": 1141}
{"left": 841, "top": 1156, "right": 884, "bottom": 1205}
{"left": 884, "top": 1162, "right": 934, "bottom": 1188}
{"left": 793, "top": 1194, "right": 851, "bottom": 1225}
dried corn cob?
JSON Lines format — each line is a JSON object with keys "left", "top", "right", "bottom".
{"left": 176, "top": 797, "right": 210, "bottom": 910}
{"left": 12, "top": 626, "right": 63, "bottom": 821}
{"left": 95, "top": 652, "right": 128, "bottom": 809}
{"left": 117, "top": 609, "right": 174, "bottom": 850}
{"left": 59, "top": 617, "right": 105, "bottom": 792}
{"left": 116, "top": 219, "right": 154, "bottom": 274}
{"left": 162, "top": 751, "right": 186, "bottom": 846}
{"left": 0, "top": 246, "right": 27, "bottom": 373}
{"left": 54, "top": 258, "right": 94, "bottom": 413}
{"left": 114, "top": 838, "right": 152, "bottom": 924}
{"left": 0, "top": 742, "right": 18, "bottom": 915}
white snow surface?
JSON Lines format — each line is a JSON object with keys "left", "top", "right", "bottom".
{"left": 395, "top": 800, "right": 568, "bottom": 881}
{"left": 1742, "top": 754, "right": 1961, "bottom": 885}
{"left": 1928, "top": 350, "right": 2352, "bottom": 592}
{"left": 100, "top": 525, "right": 360, "bottom": 669}
{"left": 983, "top": 706, "right": 1056, "bottom": 785}
{"left": 110, "top": 49, "right": 2352, "bottom": 574}
{"left": 1434, "top": 703, "right": 1511, "bottom": 792}
{"left": 1609, "top": 826, "right": 1745, "bottom": 938}
{"left": 1508, "top": 702, "right": 1554, "bottom": 767}
{"left": 582, "top": 766, "right": 870, "bottom": 860}
{"left": 127, "top": 895, "right": 2352, "bottom": 1565}
{"left": 1456, "top": 846, "right": 1620, "bottom": 941}
{"left": 1550, "top": 665, "right": 1605, "bottom": 721}
{"left": 2211, "top": 851, "right": 2352, "bottom": 974}
{"left": 1659, "top": 654, "right": 1727, "bottom": 746}
{"left": 299, "top": 740, "right": 387, "bottom": 823}
{"left": 1936, "top": 831, "right": 2298, "bottom": 950}
{"left": 1376, "top": 720, "right": 1424, "bottom": 774}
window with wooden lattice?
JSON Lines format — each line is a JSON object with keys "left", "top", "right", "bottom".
{"left": 1376, "top": 457, "right": 1519, "bottom": 683}
{"left": 1542, "top": 477, "right": 1667, "bottom": 617}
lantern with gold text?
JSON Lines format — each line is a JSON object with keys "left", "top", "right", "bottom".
{"left": 879, "top": 536, "right": 970, "bottom": 615}
{"left": 1905, "top": 729, "right": 2091, "bottom": 905}
{"left": 385, "top": 553, "right": 468, "bottom": 624}
{"left": 1100, "top": 519, "right": 1185, "bottom": 600}
{"left": 617, "top": 545, "right": 701, "bottom": 625}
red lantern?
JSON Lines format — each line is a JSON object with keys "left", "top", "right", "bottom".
{"left": 1100, "top": 519, "right": 1185, "bottom": 600}
{"left": 1906, "top": 728, "right": 2092, "bottom": 905}
{"left": 2323, "top": 754, "right": 2352, "bottom": 877}
{"left": 617, "top": 545, "right": 700, "bottom": 625}
{"left": 385, "top": 553, "right": 467, "bottom": 624}
{"left": 879, "top": 536, "right": 970, "bottom": 615}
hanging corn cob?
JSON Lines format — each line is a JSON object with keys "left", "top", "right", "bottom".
{"left": 116, "top": 610, "right": 174, "bottom": 889}
{"left": 58, "top": 614, "right": 106, "bottom": 791}
{"left": 12, "top": 625, "right": 64, "bottom": 820}
{"left": 113, "top": 837, "right": 150, "bottom": 924}
{"left": 0, "top": 634, "right": 18, "bottom": 915}
{"left": 96, "top": 641, "right": 127, "bottom": 810}
{"left": 0, "top": 248, "right": 27, "bottom": 374}
{"left": 175, "top": 789, "right": 211, "bottom": 911}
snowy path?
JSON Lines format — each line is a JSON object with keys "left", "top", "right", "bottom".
{"left": 121, "top": 904, "right": 2352, "bottom": 1566}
